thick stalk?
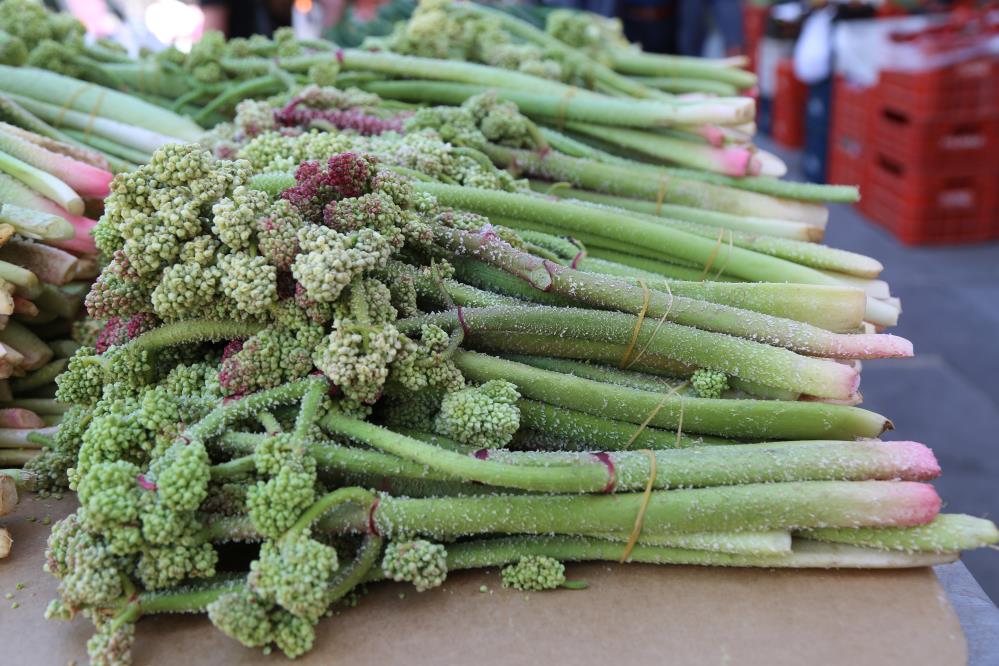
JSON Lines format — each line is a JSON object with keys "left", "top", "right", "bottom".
{"left": 532, "top": 182, "right": 822, "bottom": 240}
{"left": 608, "top": 50, "right": 757, "bottom": 89}
{"left": 429, "top": 535, "right": 956, "bottom": 571}
{"left": 434, "top": 228, "right": 911, "bottom": 359}
{"left": 633, "top": 76, "right": 739, "bottom": 96}
{"left": 801, "top": 514, "right": 999, "bottom": 553}
{"left": 453, "top": 351, "right": 890, "bottom": 440}
{"left": 361, "top": 80, "right": 753, "bottom": 128}
{"left": 482, "top": 144, "right": 828, "bottom": 223}
{"left": 127, "top": 320, "right": 264, "bottom": 354}
{"left": 364, "top": 481, "right": 940, "bottom": 539}
{"left": 426, "top": 192, "right": 888, "bottom": 325}
{"left": 402, "top": 305, "right": 862, "bottom": 398}
{"left": 0, "top": 425, "right": 57, "bottom": 448}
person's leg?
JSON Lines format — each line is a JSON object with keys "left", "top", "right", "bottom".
{"left": 677, "top": 0, "right": 708, "bottom": 56}
{"left": 708, "top": 0, "right": 747, "bottom": 55}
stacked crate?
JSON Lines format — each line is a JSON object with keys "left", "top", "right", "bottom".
{"left": 863, "top": 56, "right": 999, "bottom": 244}
{"left": 826, "top": 77, "right": 872, "bottom": 190}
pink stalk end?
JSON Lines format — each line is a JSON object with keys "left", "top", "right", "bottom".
{"left": 887, "top": 482, "right": 942, "bottom": 527}
{"left": 882, "top": 441, "right": 941, "bottom": 481}
{"left": 745, "top": 155, "right": 763, "bottom": 176}
{"left": 696, "top": 124, "right": 726, "bottom": 147}
{"left": 44, "top": 214, "right": 98, "bottom": 255}
{"left": 718, "top": 147, "right": 754, "bottom": 176}
{"left": 0, "top": 408, "right": 44, "bottom": 429}
{"left": 831, "top": 333, "right": 914, "bottom": 360}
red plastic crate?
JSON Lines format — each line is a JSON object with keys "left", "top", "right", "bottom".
{"left": 877, "top": 57, "right": 999, "bottom": 119}
{"left": 871, "top": 108, "right": 999, "bottom": 172}
{"left": 771, "top": 59, "right": 807, "bottom": 148}
{"left": 863, "top": 152, "right": 997, "bottom": 244}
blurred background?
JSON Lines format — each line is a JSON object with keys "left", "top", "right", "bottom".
{"left": 41, "top": 0, "right": 999, "bottom": 599}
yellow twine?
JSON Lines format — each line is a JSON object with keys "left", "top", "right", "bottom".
{"left": 698, "top": 228, "right": 727, "bottom": 281}
{"left": 625, "top": 281, "right": 674, "bottom": 370}
{"left": 555, "top": 86, "right": 579, "bottom": 131}
{"left": 655, "top": 173, "right": 669, "bottom": 216}
{"left": 56, "top": 83, "right": 94, "bottom": 126}
{"left": 83, "top": 89, "right": 107, "bottom": 139}
{"left": 712, "top": 231, "right": 734, "bottom": 281}
{"left": 623, "top": 381, "right": 687, "bottom": 450}
{"left": 619, "top": 449, "right": 658, "bottom": 563}
{"left": 674, "top": 395, "right": 686, "bottom": 448}
{"left": 619, "top": 278, "right": 650, "bottom": 369}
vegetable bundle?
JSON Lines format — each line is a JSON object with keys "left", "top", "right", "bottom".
{"left": 0, "top": 3, "right": 994, "bottom": 666}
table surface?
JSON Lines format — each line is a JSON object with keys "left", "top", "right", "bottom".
{"left": 935, "top": 562, "right": 999, "bottom": 666}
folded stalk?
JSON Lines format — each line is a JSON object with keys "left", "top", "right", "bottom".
{"left": 801, "top": 514, "right": 999, "bottom": 553}
{"left": 454, "top": 351, "right": 890, "bottom": 440}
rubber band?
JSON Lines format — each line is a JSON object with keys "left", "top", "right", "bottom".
{"left": 622, "top": 381, "right": 686, "bottom": 450}
{"left": 555, "top": 86, "right": 578, "bottom": 131}
{"left": 712, "top": 231, "right": 734, "bottom": 281}
{"left": 625, "top": 281, "right": 674, "bottom": 370}
{"left": 473, "top": 448, "right": 489, "bottom": 460}
{"left": 618, "top": 279, "right": 650, "bottom": 369}
{"left": 619, "top": 449, "right": 657, "bottom": 563}
{"left": 654, "top": 173, "right": 669, "bottom": 216}
{"left": 698, "top": 228, "right": 727, "bottom": 281}
{"left": 83, "top": 89, "right": 107, "bottom": 139}
{"left": 55, "top": 83, "right": 93, "bottom": 126}
{"left": 367, "top": 496, "right": 381, "bottom": 536}
{"left": 592, "top": 452, "right": 616, "bottom": 493}
{"left": 571, "top": 250, "right": 586, "bottom": 269}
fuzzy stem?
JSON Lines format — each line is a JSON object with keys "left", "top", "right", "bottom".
{"left": 365, "top": 481, "right": 939, "bottom": 539}
{"left": 127, "top": 320, "right": 264, "bottom": 354}
{"left": 532, "top": 182, "right": 822, "bottom": 241}
{"left": 187, "top": 377, "right": 319, "bottom": 443}
{"left": 434, "top": 227, "right": 907, "bottom": 358}
{"left": 403, "top": 304, "right": 861, "bottom": 398}
{"left": 801, "top": 514, "right": 999, "bottom": 553}
{"left": 454, "top": 351, "right": 889, "bottom": 440}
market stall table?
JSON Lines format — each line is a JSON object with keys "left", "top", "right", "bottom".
{"left": 1, "top": 495, "right": 991, "bottom": 665}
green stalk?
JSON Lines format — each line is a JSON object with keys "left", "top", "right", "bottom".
{"left": 127, "top": 320, "right": 264, "bottom": 354}
{"left": 597, "top": 530, "right": 792, "bottom": 555}
{"left": 470, "top": 331, "right": 695, "bottom": 377}
{"left": 404, "top": 305, "right": 860, "bottom": 398}
{"left": 0, "top": 425, "right": 57, "bottom": 448}
{"left": 453, "top": 351, "right": 890, "bottom": 440}
{"left": 433, "top": 228, "right": 911, "bottom": 359}
{"left": 428, "top": 534, "right": 956, "bottom": 571}
{"left": 0, "top": 258, "right": 40, "bottom": 298}
{"left": 0, "top": 449, "right": 35, "bottom": 466}
{"left": 632, "top": 76, "right": 739, "bottom": 96}
{"left": 62, "top": 129, "right": 149, "bottom": 166}
{"left": 187, "top": 378, "right": 321, "bottom": 443}
{"left": 0, "top": 150, "right": 82, "bottom": 214}
{"left": 5, "top": 93, "right": 181, "bottom": 155}
{"left": 578, "top": 247, "right": 735, "bottom": 282}
{"left": 517, "top": 399, "right": 733, "bottom": 450}
{"left": 0, "top": 398, "right": 71, "bottom": 415}
{"left": 609, "top": 50, "right": 757, "bottom": 89}
{"left": 0, "top": 203, "right": 74, "bottom": 240}
{"left": 482, "top": 144, "right": 828, "bottom": 223}
{"left": 0, "top": 66, "right": 204, "bottom": 141}
{"left": 364, "top": 481, "right": 939, "bottom": 539}
{"left": 9, "top": 358, "right": 67, "bottom": 393}
{"left": 801, "top": 514, "right": 999, "bottom": 553}
{"left": 361, "top": 79, "right": 753, "bottom": 128}
{"left": 426, "top": 185, "right": 890, "bottom": 325}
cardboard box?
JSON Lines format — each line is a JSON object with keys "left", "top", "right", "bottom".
{"left": 0, "top": 496, "right": 967, "bottom": 665}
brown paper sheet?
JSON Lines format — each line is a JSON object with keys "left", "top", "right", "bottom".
{"left": 1, "top": 495, "right": 967, "bottom": 666}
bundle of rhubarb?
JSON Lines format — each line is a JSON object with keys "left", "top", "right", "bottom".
{"left": 0, "top": 118, "right": 112, "bottom": 485}
{"left": 2, "top": 102, "right": 991, "bottom": 662}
